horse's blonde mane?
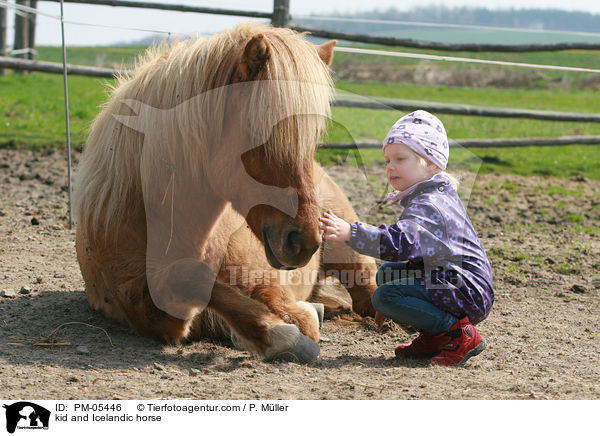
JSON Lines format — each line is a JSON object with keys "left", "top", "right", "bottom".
{"left": 73, "top": 22, "right": 334, "bottom": 238}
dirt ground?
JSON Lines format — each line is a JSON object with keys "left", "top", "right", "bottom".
{"left": 1, "top": 148, "right": 599, "bottom": 400}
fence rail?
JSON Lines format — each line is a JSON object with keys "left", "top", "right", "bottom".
{"left": 0, "top": 55, "right": 125, "bottom": 77}
{"left": 322, "top": 136, "right": 600, "bottom": 149}
{"left": 40, "top": 0, "right": 273, "bottom": 19}
{"left": 290, "top": 24, "right": 600, "bottom": 52}
{"left": 333, "top": 99, "right": 600, "bottom": 123}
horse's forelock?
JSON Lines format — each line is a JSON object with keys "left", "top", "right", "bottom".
{"left": 236, "top": 27, "right": 334, "bottom": 168}
{"left": 120, "top": 22, "right": 333, "bottom": 168}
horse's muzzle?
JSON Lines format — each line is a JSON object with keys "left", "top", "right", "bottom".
{"left": 262, "top": 223, "right": 319, "bottom": 270}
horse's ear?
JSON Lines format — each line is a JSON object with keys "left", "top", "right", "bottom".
{"left": 317, "top": 40, "right": 337, "bottom": 66}
{"left": 237, "top": 34, "right": 271, "bottom": 81}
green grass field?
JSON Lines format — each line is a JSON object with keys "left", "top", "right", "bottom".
{"left": 317, "top": 144, "right": 600, "bottom": 180}
{"left": 0, "top": 73, "right": 108, "bottom": 149}
{"left": 35, "top": 46, "right": 146, "bottom": 69}
{"left": 2, "top": 45, "right": 600, "bottom": 179}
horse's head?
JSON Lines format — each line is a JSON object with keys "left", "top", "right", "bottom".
{"left": 109, "top": 25, "right": 336, "bottom": 271}
{"left": 216, "top": 28, "right": 337, "bottom": 270}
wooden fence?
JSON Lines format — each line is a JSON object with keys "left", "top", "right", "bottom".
{"left": 8, "top": 0, "right": 600, "bottom": 54}
{"left": 0, "top": 5, "right": 6, "bottom": 74}
{"left": 2, "top": 55, "right": 599, "bottom": 122}
{"left": 1, "top": 0, "right": 600, "bottom": 148}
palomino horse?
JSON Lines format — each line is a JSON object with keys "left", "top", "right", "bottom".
{"left": 73, "top": 23, "right": 376, "bottom": 363}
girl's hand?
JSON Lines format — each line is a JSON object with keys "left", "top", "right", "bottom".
{"left": 319, "top": 210, "right": 351, "bottom": 242}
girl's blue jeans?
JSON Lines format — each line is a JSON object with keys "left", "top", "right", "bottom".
{"left": 371, "top": 261, "right": 458, "bottom": 335}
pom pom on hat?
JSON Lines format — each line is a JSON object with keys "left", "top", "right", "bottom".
{"left": 382, "top": 110, "right": 449, "bottom": 170}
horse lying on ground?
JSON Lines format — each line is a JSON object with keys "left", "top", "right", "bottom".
{"left": 73, "top": 22, "right": 376, "bottom": 363}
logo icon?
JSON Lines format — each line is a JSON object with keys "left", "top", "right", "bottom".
{"left": 3, "top": 402, "right": 50, "bottom": 434}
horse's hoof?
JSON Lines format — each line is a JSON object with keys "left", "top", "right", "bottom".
{"left": 310, "top": 302, "right": 324, "bottom": 327}
{"left": 296, "top": 301, "right": 323, "bottom": 328}
{"left": 264, "top": 324, "right": 320, "bottom": 364}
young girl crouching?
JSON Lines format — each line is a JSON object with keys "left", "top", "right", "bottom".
{"left": 319, "top": 110, "right": 494, "bottom": 366}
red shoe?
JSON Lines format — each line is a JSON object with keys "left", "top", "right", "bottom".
{"left": 395, "top": 331, "right": 452, "bottom": 358}
{"left": 429, "top": 317, "right": 487, "bottom": 367}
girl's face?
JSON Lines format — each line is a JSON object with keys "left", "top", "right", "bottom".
{"left": 384, "top": 143, "right": 437, "bottom": 191}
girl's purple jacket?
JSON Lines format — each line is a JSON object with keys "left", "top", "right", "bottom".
{"left": 347, "top": 174, "right": 494, "bottom": 324}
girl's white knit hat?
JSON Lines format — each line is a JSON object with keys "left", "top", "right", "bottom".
{"left": 382, "top": 110, "right": 449, "bottom": 170}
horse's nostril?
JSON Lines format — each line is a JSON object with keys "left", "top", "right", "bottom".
{"left": 285, "top": 230, "right": 302, "bottom": 258}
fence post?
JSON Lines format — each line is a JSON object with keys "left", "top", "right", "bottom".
{"left": 14, "top": 0, "right": 29, "bottom": 75}
{"left": 27, "top": 0, "right": 37, "bottom": 60}
{"left": 272, "top": 0, "right": 290, "bottom": 27}
{"left": 0, "top": 6, "right": 7, "bottom": 75}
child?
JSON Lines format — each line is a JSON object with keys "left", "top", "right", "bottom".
{"left": 319, "top": 110, "right": 494, "bottom": 366}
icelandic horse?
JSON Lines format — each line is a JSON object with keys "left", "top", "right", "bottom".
{"left": 73, "top": 23, "right": 376, "bottom": 363}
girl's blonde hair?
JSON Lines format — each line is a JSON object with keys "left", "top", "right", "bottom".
{"left": 414, "top": 152, "right": 460, "bottom": 190}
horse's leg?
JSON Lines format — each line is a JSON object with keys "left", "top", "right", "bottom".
{"left": 320, "top": 244, "right": 377, "bottom": 318}
{"left": 188, "top": 308, "right": 231, "bottom": 341}
{"left": 248, "top": 285, "right": 321, "bottom": 342}
{"left": 86, "top": 270, "right": 195, "bottom": 343}
{"left": 315, "top": 165, "right": 377, "bottom": 317}
{"left": 150, "top": 258, "right": 320, "bottom": 363}
{"left": 208, "top": 283, "right": 320, "bottom": 363}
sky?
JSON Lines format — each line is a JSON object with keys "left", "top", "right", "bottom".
{"left": 3, "top": 0, "right": 600, "bottom": 46}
